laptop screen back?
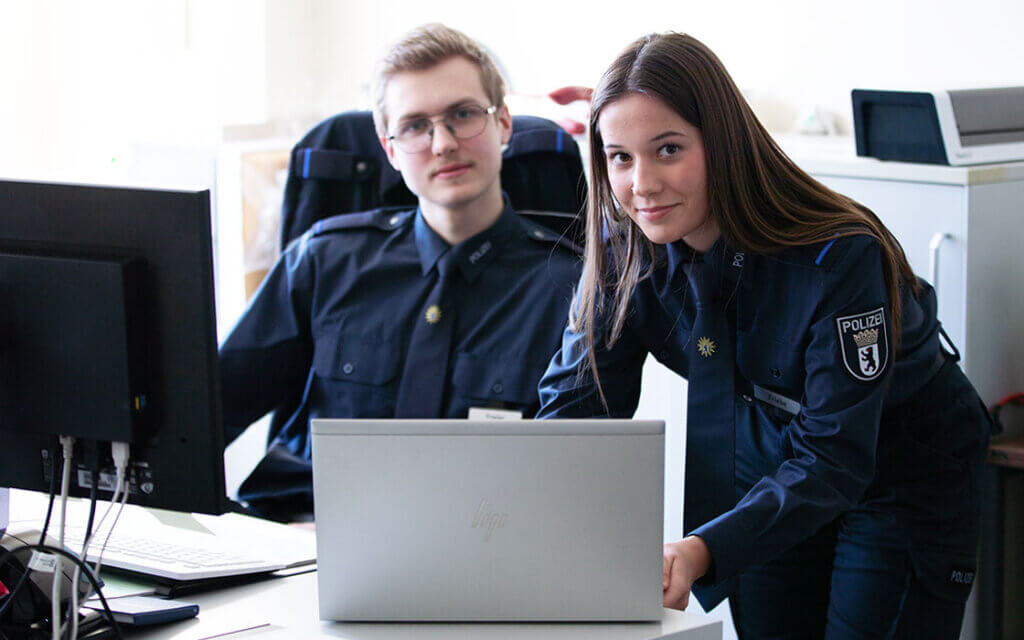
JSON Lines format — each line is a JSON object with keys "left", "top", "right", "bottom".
{"left": 311, "top": 419, "right": 664, "bottom": 622}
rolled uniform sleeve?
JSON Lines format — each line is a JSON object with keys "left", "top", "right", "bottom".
{"left": 694, "top": 236, "right": 893, "bottom": 585}
{"left": 219, "top": 235, "right": 317, "bottom": 444}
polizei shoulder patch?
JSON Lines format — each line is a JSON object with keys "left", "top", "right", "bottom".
{"left": 835, "top": 307, "right": 888, "bottom": 382}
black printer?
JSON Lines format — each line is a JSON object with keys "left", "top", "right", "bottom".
{"left": 852, "top": 87, "right": 1024, "bottom": 165}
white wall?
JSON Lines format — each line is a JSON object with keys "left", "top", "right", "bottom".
{"left": 0, "top": 1, "right": 275, "bottom": 184}
{"left": 317, "top": 0, "right": 1024, "bottom": 131}
{"left": 4, "top": 0, "right": 1023, "bottom": 177}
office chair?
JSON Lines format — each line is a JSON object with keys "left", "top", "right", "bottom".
{"left": 278, "top": 110, "right": 587, "bottom": 249}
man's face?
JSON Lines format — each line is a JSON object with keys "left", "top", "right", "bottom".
{"left": 381, "top": 56, "right": 512, "bottom": 220}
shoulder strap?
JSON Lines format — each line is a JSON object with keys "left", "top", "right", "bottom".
{"left": 517, "top": 210, "right": 582, "bottom": 254}
{"left": 311, "top": 207, "right": 414, "bottom": 236}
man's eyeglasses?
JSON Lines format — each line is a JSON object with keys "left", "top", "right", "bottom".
{"left": 388, "top": 104, "right": 498, "bottom": 153}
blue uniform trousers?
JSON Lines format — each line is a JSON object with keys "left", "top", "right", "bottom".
{"left": 728, "top": 358, "right": 990, "bottom": 639}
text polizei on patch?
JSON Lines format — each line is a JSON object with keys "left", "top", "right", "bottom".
{"left": 835, "top": 306, "right": 888, "bottom": 382}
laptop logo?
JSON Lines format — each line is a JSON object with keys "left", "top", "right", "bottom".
{"left": 471, "top": 499, "right": 508, "bottom": 541}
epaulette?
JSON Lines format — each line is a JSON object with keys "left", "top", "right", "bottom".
{"left": 762, "top": 231, "right": 876, "bottom": 273}
{"left": 812, "top": 232, "right": 879, "bottom": 271}
{"left": 310, "top": 206, "right": 414, "bottom": 237}
{"left": 812, "top": 234, "right": 842, "bottom": 267}
{"left": 517, "top": 211, "right": 583, "bottom": 255}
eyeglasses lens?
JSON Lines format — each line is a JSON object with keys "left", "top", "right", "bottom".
{"left": 393, "top": 106, "right": 490, "bottom": 153}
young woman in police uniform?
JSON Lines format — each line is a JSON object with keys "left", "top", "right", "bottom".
{"left": 537, "top": 32, "right": 991, "bottom": 638}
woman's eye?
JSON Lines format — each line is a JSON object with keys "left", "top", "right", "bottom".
{"left": 607, "top": 152, "right": 630, "bottom": 166}
{"left": 658, "top": 143, "right": 681, "bottom": 158}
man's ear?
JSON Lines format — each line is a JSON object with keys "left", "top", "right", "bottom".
{"left": 380, "top": 134, "right": 402, "bottom": 170}
{"left": 497, "top": 104, "right": 513, "bottom": 145}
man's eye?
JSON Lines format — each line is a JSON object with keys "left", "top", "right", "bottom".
{"left": 401, "top": 119, "right": 430, "bottom": 135}
{"left": 450, "top": 107, "right": 475, "bottom": 121}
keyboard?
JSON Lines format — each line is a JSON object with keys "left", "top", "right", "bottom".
{"left": 62, "top": 527, "right": 287, "bottom": 582}
{"left": 8, "top": 492, "right": 317, "bottom": 583}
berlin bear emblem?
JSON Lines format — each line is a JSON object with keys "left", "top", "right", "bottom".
{"left": 834, "top": 307, "right": 888, "bottom": 382}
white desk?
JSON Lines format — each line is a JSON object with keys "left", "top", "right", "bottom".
{"left": 5, "top": 491, "right": 721, "bottom": 639}
{"left": 133, "top": 570, "right": 722, "bottom": 640}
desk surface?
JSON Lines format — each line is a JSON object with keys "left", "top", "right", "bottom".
{"left": 6, "top": 491, "right": 721, "bottom": 639}
{"left": 132, "top": 570, "right": 721, "bottom": 640}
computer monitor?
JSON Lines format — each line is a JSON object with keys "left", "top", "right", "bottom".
{"left": 0, "top": 179, "right": 227, "bottom": 515}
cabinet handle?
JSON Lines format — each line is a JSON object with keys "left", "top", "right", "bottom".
{"left": 929, "top": 233, "right": 952, "bottom": 291}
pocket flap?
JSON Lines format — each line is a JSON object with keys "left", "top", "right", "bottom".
{"left": 313, "top": 331, "right": 400, "bottom": 385}
{"left": 452, "top": 354, "right": 545, "bottom": 404}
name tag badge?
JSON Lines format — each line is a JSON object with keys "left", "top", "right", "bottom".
{"left": 468, "top": 407, "right": 523, "bottom": 421}
{"left": 752, "top": 384, "right": 802, "bottom": 416}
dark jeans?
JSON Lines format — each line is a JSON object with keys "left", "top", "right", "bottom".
{"left": 730, "top": 517, "right": 975, "bottom": 639}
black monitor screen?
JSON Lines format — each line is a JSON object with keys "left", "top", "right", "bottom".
{"left": 0, "top": 179, "right": 226, "bottom": 515}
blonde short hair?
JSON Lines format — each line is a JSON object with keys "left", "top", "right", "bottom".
{"left": 373, "top": 23, "right": 506, "bottom": 136}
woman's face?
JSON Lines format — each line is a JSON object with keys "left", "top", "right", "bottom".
{"left": 598, "top": 93, "right": 718, "bottom": 250}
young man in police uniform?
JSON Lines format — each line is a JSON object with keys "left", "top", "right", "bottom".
{"left": 219, "top": 24, "right": 580, "bottom": 522}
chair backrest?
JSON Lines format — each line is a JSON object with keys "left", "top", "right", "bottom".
{"left": 278, "top": 111, "right": 587, "bottom": 250}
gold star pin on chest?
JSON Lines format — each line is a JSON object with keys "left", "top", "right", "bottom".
{"left": 425, "top": 304, "right": 442, "bottom": 324}
{"left": 697, "top": 336, "right": 716, "bottom": 357}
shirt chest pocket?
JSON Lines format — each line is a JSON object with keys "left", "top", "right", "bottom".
{"left": 736, "top": 331, "right": 804, "bottom": 393}
{"left": 311, "top": 331, "right": 401, "bottom": 417}
{"left": 736, "top": 332, "right": 805, "bottom": 432}
{"left": 451, "top": 354, "right": 546, "bottom": 413}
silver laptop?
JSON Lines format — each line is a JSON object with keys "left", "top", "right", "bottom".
{"left": 311, "top": 419, "right": 664, "bottom": 622}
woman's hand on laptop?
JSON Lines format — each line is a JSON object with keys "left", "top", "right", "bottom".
{"left": 662, "top": 536, "right": 712, "bottom": 610}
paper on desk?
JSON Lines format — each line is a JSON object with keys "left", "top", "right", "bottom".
{"left": 85, "top": 572, "right": 158, "bottom": 600}
{"left": 188, "top": 512, "right": 317, "bottom": 568}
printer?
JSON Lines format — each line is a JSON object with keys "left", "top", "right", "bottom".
{"left": 852, "top": 87, "right": 1024, "bottom": 165}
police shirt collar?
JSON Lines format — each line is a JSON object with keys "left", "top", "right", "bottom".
{"left": 668, "top": 236, "right": 750, "bottom": 294}
{"left": 700, "top": 237, "right": 750, "bottom": 289}
{"left": 453, "top": 199, "right": 518, "bottom": 284}
{"left": 412, "top": 197, "right": 517, "bottom": 281}
{"left": 413, "top": 208, "right": 452, "bottom": 276}
{"left": 666, "top": 235, "right": 725, "bottom": 264}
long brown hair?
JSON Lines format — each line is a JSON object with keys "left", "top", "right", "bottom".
{"left": 575, "top": 32, "right": 918, "bottom": 403}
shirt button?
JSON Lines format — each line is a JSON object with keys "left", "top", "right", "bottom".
{"left": 355, "top": 161, "right": 368, "bottom": 173}
{"left": 771, "top": 368, "right": 782, "bottom": 379}
{"left": 342, "top": 363, "right": 354, "bottom": 375}
{"left": 492, "top": 383, "right": 504, "bottom": 394}
{"left": 741, "top": 394, "right": 753, "bottom": 403}
{"left": 389, "top": 215, "right": 401, "bottom": 227}
{"left": 659, "top": 350, "right": 669, "bottom": 360}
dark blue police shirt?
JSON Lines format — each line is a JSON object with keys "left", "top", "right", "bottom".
{"left": 537, "top": 233, "right": 948, "bottom": 592}
{"left": 221, "top": 200, "right": 580, "bottom": 516}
